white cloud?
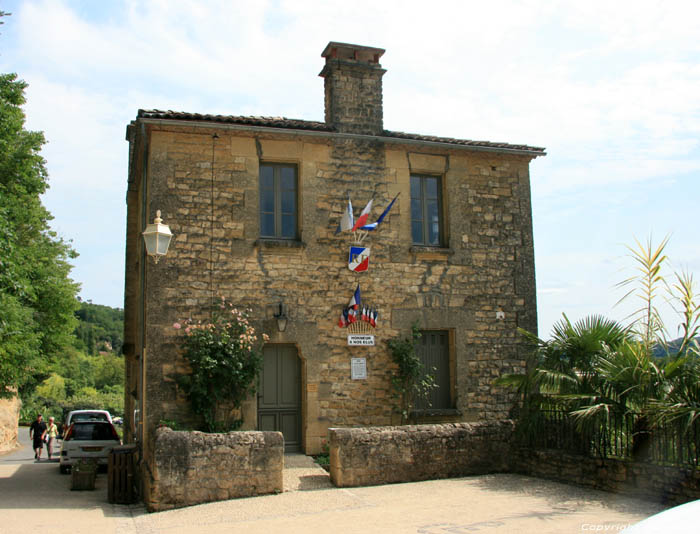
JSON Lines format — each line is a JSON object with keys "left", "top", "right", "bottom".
{"left": 2, "top": 0, "right": 699, "bottom": 326}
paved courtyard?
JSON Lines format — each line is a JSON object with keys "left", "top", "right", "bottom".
{"left": 1, "top": 428, "right": 667, "bottom": 534}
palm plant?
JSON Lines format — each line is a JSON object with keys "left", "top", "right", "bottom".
{"left": 498, "top": 235, "right": 700, "bottom": 462}
{"left": 494, "top": 314, "right": 631, "bottom": 412}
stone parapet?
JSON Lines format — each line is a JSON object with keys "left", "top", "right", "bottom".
{"left": 328, "top": 421, "right": 514, "bottom": 487}
{"left": 148, "top": 427, "right": 283, "bottom": 511}
{"left": 515, "top": 448, "right": 700, "bottom": 506}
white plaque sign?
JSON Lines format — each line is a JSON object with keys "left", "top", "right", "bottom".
{"left": 351, "top": 357, "right": 367, "bottom": 380}
{"left": 347, "top": 334, "right": 375, "bottom": 346}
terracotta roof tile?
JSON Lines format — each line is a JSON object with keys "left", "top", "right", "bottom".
{"left": 137, "top": 109, "right": 332, "bottom": 132}
{"left": 137, "top": 109, "right": 545, "bottom": 155}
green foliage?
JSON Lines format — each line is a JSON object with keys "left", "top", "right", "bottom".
{"left": 36, "top": 373, "right": 67, "bottom": 402}
{"left": 174, "top": 299, "right": 267, "bottom": 432}
{"left": 0, "top": 72, "right": 80, "bottom": 397}
{"left": 494, "top": 315, "right": 632, "bottom": 414}
{"left": 18, "top": 313, "right": 126, "bottom": 425}
{"left": 495, "top": 235, "right": 700, "bottom": 458}
{"left": 73, "top": 300, "right": 124, "bottom": 355}
{"left": 94, "top": 352, "right": 125, "bottom": 390}
{"left": 20, "top": 382, "right": 125, "bottom": 425}
{"left": 0, "top": 292, "right": 40, "bottom": 395}
{"left": 616, "top": 235, "right": 670, "bottom": 351}
{"left": 386, "top": 323, "right": 437, "bottom": 424}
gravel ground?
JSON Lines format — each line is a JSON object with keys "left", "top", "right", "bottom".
{"left": 1, "top": 429, "right": 668, "bottom": 534}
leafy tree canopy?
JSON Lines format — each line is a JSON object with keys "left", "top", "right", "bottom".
{"left": 0, "top": 72, "right": 80, "bottom": 397}
{"left": 73, "top": 300, "right": 124, "bottom": 355}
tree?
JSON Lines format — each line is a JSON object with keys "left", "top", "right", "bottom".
{"left": 0, "top": 71, "right": 80, "bottom": 397}
{"left": 94, "top": 353, "right": 125, "bottom": 390}
{"left": 36, "top": 373, "right": 67, "bottom": 402}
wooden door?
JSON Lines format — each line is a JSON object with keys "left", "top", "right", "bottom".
{"left": 258, "top": 345, "right": 301, "bottom": 452}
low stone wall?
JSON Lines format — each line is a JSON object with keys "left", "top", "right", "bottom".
{"left": 329, "top": 421, "right": 515, "bottom": 487}
{"left": 148, "top": 427, "right": 284, "bottom": 511}
{"left": 0, "top": 393, "right": 21, "bottom": 453}
{"left": 515, "top": 448, "right": 700, "bottom": 505}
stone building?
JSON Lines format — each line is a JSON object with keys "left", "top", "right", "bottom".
{"left": 123, "top": 41, "right": 544, "bottom": 482}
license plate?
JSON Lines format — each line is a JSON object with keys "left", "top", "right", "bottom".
{"left": 81, "top": 447, "right": 103, "bottom": 452}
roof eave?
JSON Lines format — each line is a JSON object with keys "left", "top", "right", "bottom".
{"left": 134, "top": 117, "right": 546, "bottom": 157}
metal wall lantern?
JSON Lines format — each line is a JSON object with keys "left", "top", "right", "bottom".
{"left": 142, "top": 210, "right": 173, "bottom": 263}
{"left": 274, "top": 302, "right": 288, "bottom": 332}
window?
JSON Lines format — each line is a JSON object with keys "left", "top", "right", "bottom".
{"left": 410, "top": 174, "right": 443, "bottom": 246}
{"left": 415, "top": 330, "right": 451, "bottom": 410}
{"left": 260, "top": 163, "right": 298, "bottom": 239}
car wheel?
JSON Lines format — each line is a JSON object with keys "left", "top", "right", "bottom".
{"left": 60, "top": 465, "right": 69, "bottom": 474}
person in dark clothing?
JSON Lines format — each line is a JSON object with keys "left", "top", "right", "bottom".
{"left": 29, "top": 414, "right": 47, "bottom": 462}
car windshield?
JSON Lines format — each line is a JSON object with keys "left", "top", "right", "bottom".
{"left": 72, "top": 413, "right": 109, "bottom": 422}
{"left": 71, "top": 423, "right": 116, "bottom": 441}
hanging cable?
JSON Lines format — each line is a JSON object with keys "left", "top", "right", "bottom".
{"left": 210, "top": 133, "right": 218, "bottom": 318}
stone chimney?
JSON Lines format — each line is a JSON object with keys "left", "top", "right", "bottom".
{"left": 319, "top": 42, "right": 386, "bottom": 136}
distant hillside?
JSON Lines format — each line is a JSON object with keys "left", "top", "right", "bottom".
{"left": 652, "top": 337, "right": 699, "bottom": 358}
{"left": 73, "top": 300, "right": 124, "bottom": 355}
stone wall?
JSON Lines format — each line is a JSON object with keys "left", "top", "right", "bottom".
{"left": 328, "top": 421, "right": 514, "bottom": 487}
{"left": 515, "top": 448, "right": 700, "bottom": 506}
{"left": 148, "top": 427, "right": 283, "bottom": 512}
{"left": 0, "top": 393, "right": 20, "bottom": 453}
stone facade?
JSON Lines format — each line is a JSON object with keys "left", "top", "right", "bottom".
{"left": 124, "top": 41, "right": 544, "bottom": 499}
{"left": 329, "top": 421, "right": 514, "bottom": 487}
{"left": 149, "top": 427, "right": 283, "bottom": 511}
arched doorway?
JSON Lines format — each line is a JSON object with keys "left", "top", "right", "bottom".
{"left": 258, "top": 345, "right": 301, "bottom": 452}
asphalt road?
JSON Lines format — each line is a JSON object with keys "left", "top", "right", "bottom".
{"left": 0, "top": 427, "right": 667, "bottom": 534}
{"left": 4, "top": 425, "right": 61, "bottom": 464}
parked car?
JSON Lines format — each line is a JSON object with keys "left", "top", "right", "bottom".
{"left": 64, "top": 409, "right": 112, "bottom": 428}
{"left": 59, "top": 421, "right": 121, "bottom": 474}
{"left": 623, "top": 499, "right": 700, "bottom": 533}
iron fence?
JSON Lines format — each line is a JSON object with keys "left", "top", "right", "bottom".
{"left": 518, "top": 410, "right": 700, "bottom": 468}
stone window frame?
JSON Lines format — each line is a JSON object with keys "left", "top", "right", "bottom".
{"left": 410, "top": 173, "right": 445, "bottom": 247}
{"left": 259, "top": 162, "right": 299, "bottom": 241}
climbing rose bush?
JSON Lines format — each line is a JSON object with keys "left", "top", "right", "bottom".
{"left": 174, "top": 298, "right": 269, "bottom": 432}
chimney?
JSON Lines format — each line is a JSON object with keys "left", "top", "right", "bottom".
{"left": 319, "top": 42, "right": 386, "bottom": 136}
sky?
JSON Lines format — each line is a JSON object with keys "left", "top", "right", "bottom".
{"left": 1, "top": 0, "right": 699, "bottom": 339}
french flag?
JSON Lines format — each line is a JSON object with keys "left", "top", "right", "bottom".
{"left": 337, "top": 308, "right": 349, "bottom": 328}
{"left": 370, "top": 308, "right": 378, "bottom": 328}
{"left": 335, "top": 195, "right": 354, "bottom": 234}
{"left": 351, "top": 197, "right": 373, "bottom": 232}
{"left": 346, "top": 285, "right": 361, "bottom": 324}
{"left": 360, "top": 193, "right": 399, "bottom": 231}
{"left": 349, "top": 285, "right": 361, "bottom": 310}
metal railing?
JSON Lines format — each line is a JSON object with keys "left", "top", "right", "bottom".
{"left": 518, "top": 409, "right": 700, "bottom": 467}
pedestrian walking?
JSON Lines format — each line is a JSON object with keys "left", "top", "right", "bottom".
{"left": 44, "top": 417, "right": 59, "bottom": 460}
{"left": 29, "top": 414, "right": 47, "bottom": 462}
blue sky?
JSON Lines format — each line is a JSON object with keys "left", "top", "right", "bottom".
{"left": 1, "top": 0, "right": 699, "bottom": 338}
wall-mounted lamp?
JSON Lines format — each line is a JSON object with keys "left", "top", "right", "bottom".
{"left": 274, "top": 302, "right": 288, "bottom": 332}
{"left": 142, "top": 210, "right": 173, "bottom": 263}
